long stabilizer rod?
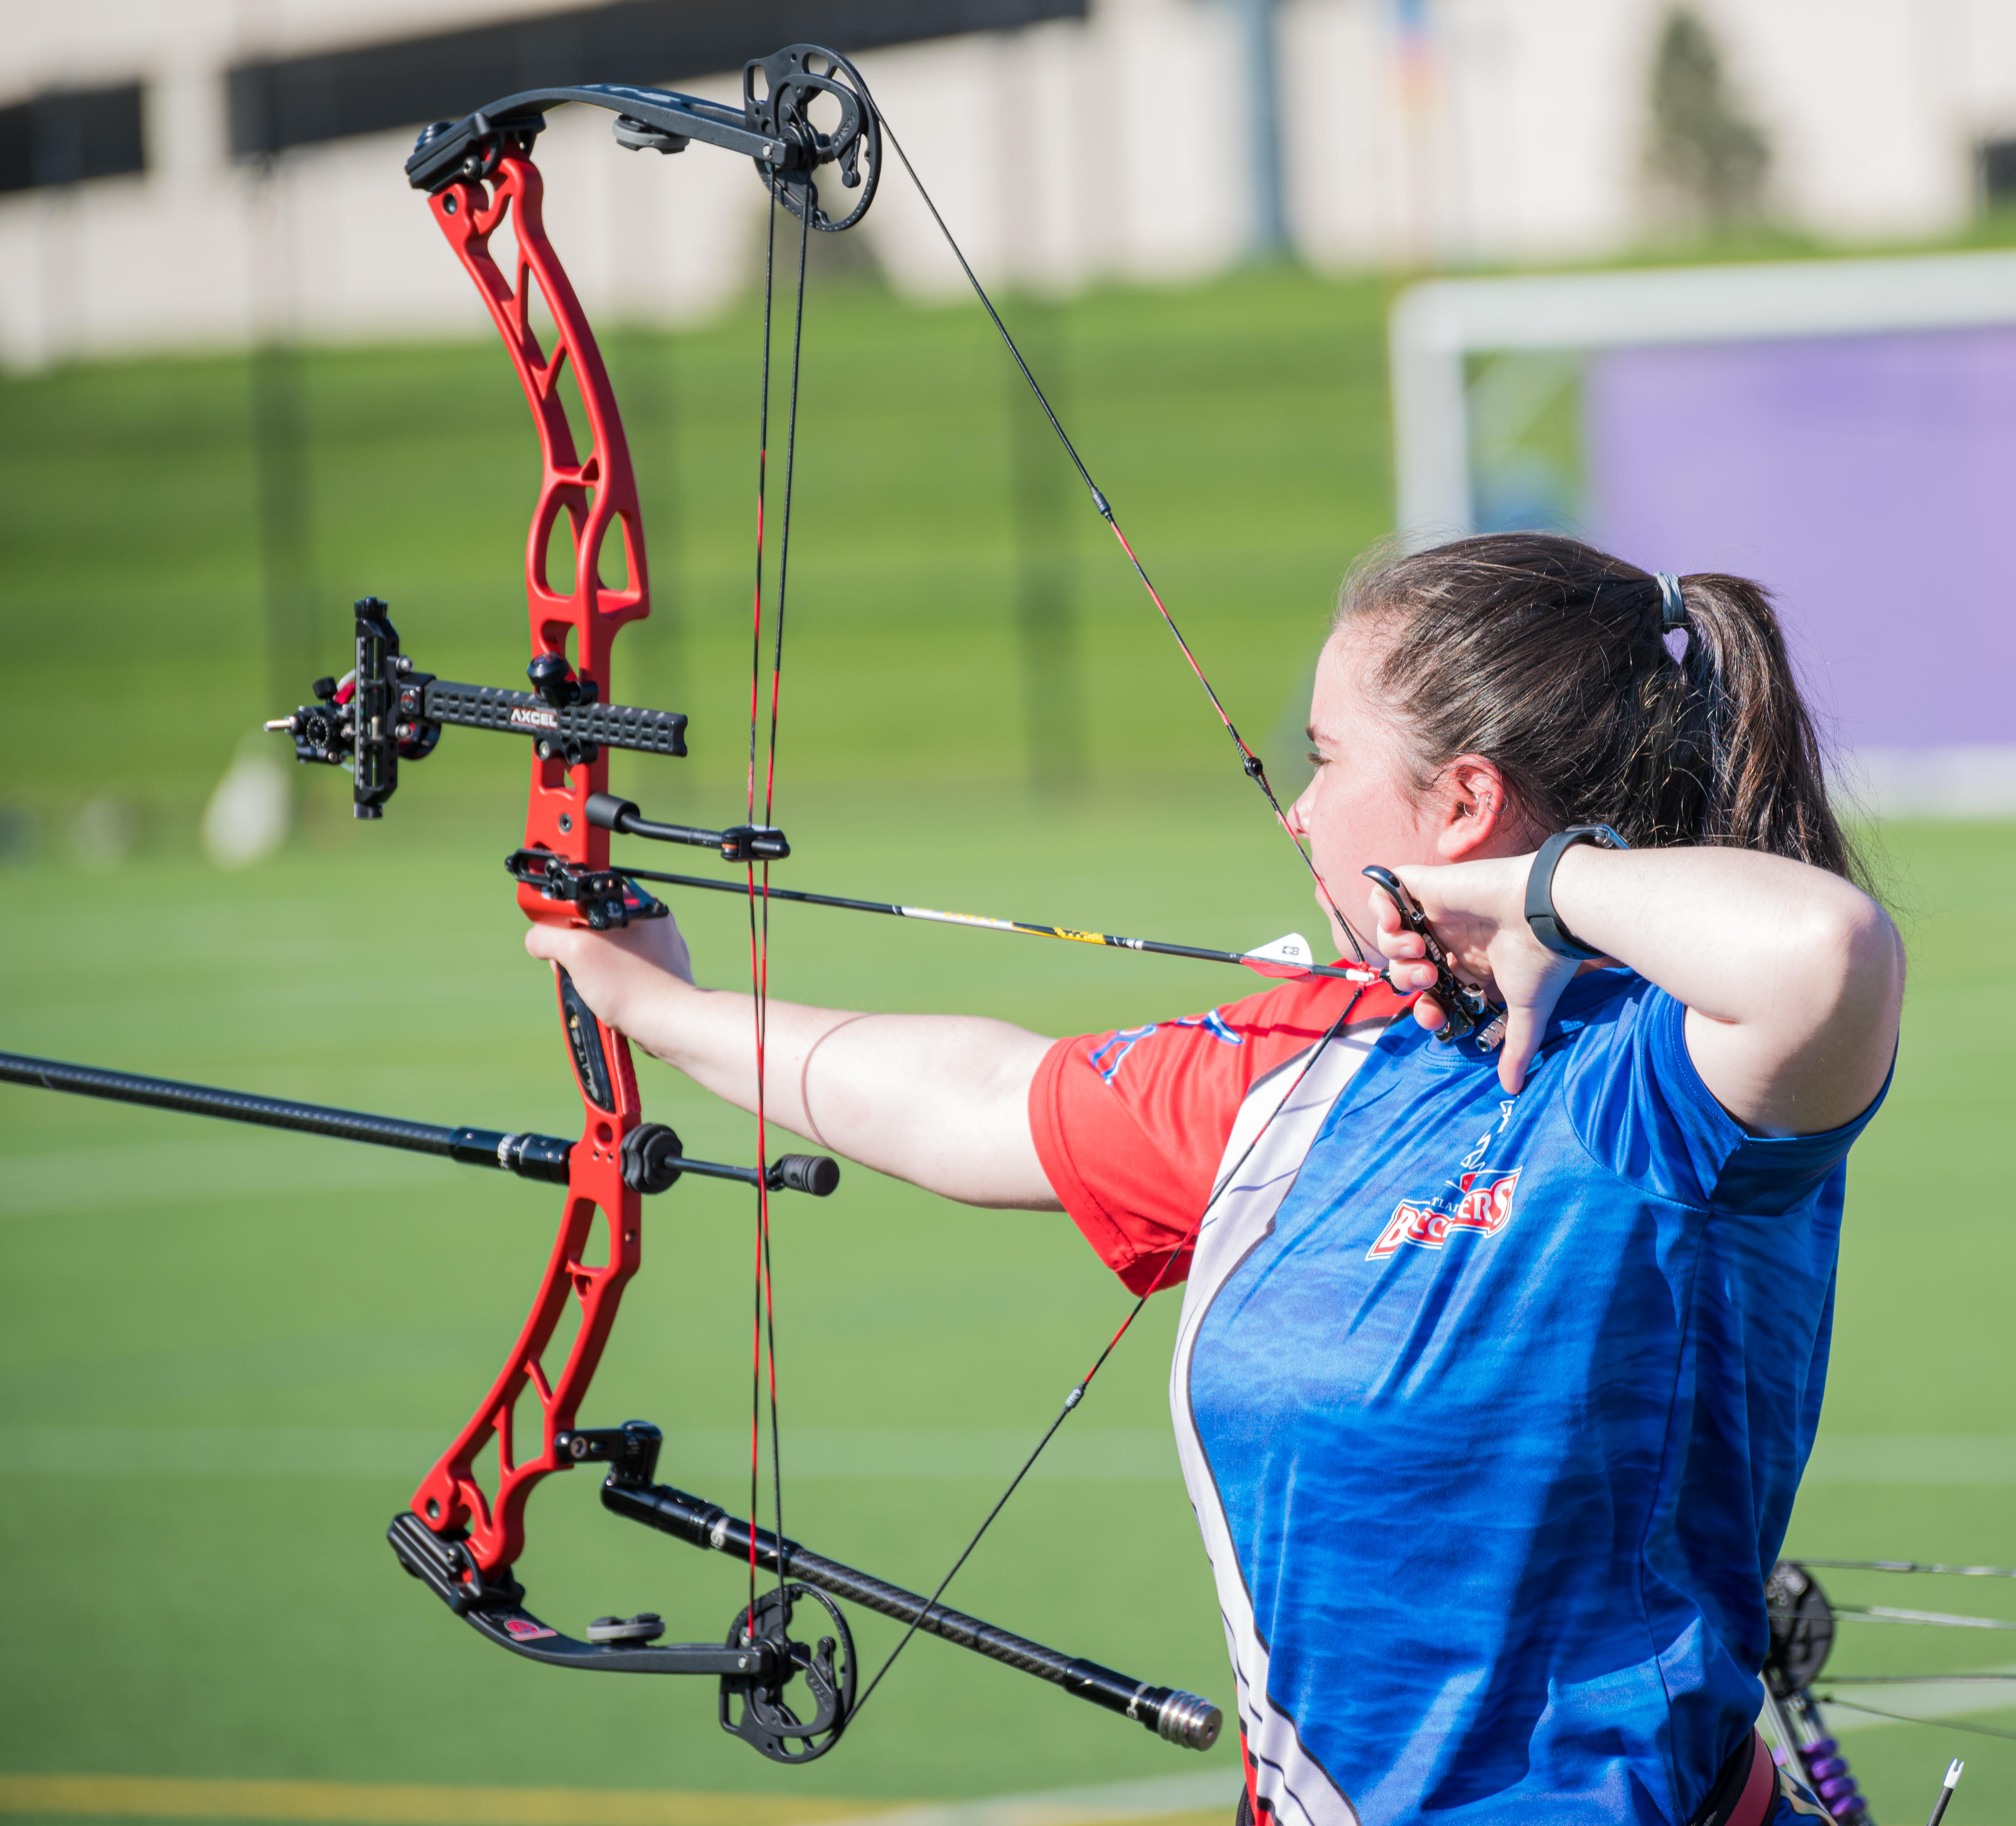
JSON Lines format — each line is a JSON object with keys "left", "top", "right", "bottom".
{"left": 0, "top": 1050, "right": 833, "bottom": 1196}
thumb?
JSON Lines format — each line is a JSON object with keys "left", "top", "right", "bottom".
{"left": 1496, "top": 1006, "right": 1542, "bottom": 1096}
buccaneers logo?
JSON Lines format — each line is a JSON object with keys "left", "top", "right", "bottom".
{"left": 1367, "top": 1168, "right": 1521, "bottom": 1261}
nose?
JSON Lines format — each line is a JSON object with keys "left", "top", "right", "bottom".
{"left": 1285, "top": 778, "right": 1313, "bottom": 839}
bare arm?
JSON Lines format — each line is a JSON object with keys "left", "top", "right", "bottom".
{"left": 1551, "top": 844, "right": 1901, "bottom": 1134}
{"left": 525, "top": 917, "right": 1062, "bottom": 1208}
{"left": 1381, "top": 845, "right": 1903, "bottom": 1133}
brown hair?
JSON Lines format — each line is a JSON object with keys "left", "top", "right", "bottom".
{"left": 1335, "top": 531, "right": 1865, "bottom": 885}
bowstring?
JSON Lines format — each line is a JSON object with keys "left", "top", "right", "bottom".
{"left": 742, "top": 188, "right": 777, "bottom": 1639}
{"left": 760, "top": 192, "right": 813, "bottom": 1597}
{"left": 743, "top": 187, "right": 806, "bottom": 1634}
{"left": 863, "top": 103, "right": 1366, "bottom": 967}
{"left": 848, "top": 989, "right": 1367, "bottom": 1720}
{"left": 1812, "top": 1697, "right": 2016, "bottom": 1743}
{"left": 744, "top": 182, "right": 814, "bottom": 1642}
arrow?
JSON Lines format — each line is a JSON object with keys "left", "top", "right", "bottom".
{"left": 609, "top": 863, "right": 1382, "bottom": 986}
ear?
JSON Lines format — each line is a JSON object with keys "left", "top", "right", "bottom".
{"left": 1433, "top": 756, "right": 1516, "bottom": 861}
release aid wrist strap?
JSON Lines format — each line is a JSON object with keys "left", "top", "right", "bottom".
{"left": 1524, "top": 824, "right": 1628, "bottom": 960}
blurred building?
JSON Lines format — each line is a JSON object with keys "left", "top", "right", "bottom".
{"left": 4, "top": 0, "right": 2016, "bottom": 367}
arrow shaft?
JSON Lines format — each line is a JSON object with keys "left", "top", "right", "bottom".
{"left": 614, "top": 865, "right": 1376, "bottom": 982}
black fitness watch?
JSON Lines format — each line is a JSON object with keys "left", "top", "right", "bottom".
{"left": 1524, "top": 825, "right": 1629, "bottom": 960}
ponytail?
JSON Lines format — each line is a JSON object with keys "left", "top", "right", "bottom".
{"left": 1336, "top": 532, "right": 1866, "bottom": 886}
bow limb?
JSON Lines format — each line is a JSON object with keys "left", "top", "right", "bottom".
{"left": 406, "top": 150, "right": 652, "bottom": 1583}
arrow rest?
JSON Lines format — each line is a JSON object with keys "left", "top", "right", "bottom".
{"left": 505, "top": 849, "right": 667, "bottom": 931}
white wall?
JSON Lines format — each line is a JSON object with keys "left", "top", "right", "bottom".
{"left": 1285, "top": 0, "right": 2016, "bottom": 269}
{"left": 4, "top": 0, "right": 2016, "bottom": 367}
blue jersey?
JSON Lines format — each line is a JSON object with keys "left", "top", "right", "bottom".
{"left": 1031, "top": 967, "right": 1885, "bottom": 1825}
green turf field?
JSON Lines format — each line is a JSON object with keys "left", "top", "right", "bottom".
{"left": 3, "top": 264, "right": 2013, "bottom": 1824}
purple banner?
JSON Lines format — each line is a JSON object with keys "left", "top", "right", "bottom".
{"left": 1582, "top": 327, "right": 2016, "bottom": 752}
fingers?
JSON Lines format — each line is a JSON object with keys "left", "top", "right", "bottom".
{"left": 1366, "top": 882, "right": 1427, "bottom": 962}
{"left": 524, "top": 922, "right": 574, "bottom": 964}
{"left": 526, "top": 908, "right": 693, "bottom": 976}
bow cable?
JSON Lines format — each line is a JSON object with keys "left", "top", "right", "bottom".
{"left": 864, "top": 104, "right": 1365, "bottom": 967}
{"left": 743, "top": 186, "right": 814, "bottom": 1637}
{"left": 1812, "top": 1698, "right": 2016, "bottom": 1743}
{"left": 848, "top": 987, "right": 1367, "bottom": 1721}
{"left": 1796, "top": 1559, "right": 2016, "bottom": 1580}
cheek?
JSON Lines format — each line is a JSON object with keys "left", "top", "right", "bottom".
{"left": 1307, "top": 767, "right": 1432, "bottom": 874}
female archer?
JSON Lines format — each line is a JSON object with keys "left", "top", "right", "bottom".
{"left": 530, "top": 532, "right": 1903, "bottom": 1826}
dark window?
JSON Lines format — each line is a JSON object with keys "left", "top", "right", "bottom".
{"left": 227, "top": 0, "right": 1084, "bottom": 157}
{"left": 0, "top": 83, "right": 146, "bottom": 194}
{"left": 1983, "top": 137, "right": 2016, "bottom": 209}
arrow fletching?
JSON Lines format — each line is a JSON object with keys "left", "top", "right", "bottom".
{"left": 1241, "top": 933, "right": 1324, "bottom": 979}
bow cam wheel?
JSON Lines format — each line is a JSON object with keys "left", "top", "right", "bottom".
{"left": 745, "top": 45, "right": 882, "bottom": 232}
{"left": 720, "top": 1582, "right": 855, "bottom": 1763}
{"left": 1764, "top": 1559, "right": 1836, "bottom": 1695}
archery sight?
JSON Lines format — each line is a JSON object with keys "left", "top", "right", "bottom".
{"left": 265, "top": 600, "right": 787, "bottom": 894}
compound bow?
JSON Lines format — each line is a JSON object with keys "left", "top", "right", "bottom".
{"left": 260, "top": 44, "right": 1220, "bottom": 1766}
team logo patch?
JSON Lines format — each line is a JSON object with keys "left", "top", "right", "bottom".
{"left": 1368, "top": 1168, "right": 1520, "bottom": 1260}
{"left": 1088, "top": 1009, "right": 1241, "bottom": 1085}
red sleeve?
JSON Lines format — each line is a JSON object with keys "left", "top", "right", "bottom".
{"left": 1028, "top": 974, "right": 1408, "bottom": 1294}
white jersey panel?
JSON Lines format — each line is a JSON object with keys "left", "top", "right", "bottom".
{"left": 1167, "top": 1020, "right": 1391, "bottom": 1826}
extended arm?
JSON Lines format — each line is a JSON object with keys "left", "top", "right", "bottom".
{"left": 525, "top": 919, "right": 1062, "bottom": 1208}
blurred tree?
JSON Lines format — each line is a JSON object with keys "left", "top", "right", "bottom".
{"left": 1645, "top": 9, "right": 1771, "bottom": 228}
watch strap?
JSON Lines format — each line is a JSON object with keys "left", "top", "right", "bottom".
{"left": 1524, "top": 824, "right": 1628, "bottom": 960}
